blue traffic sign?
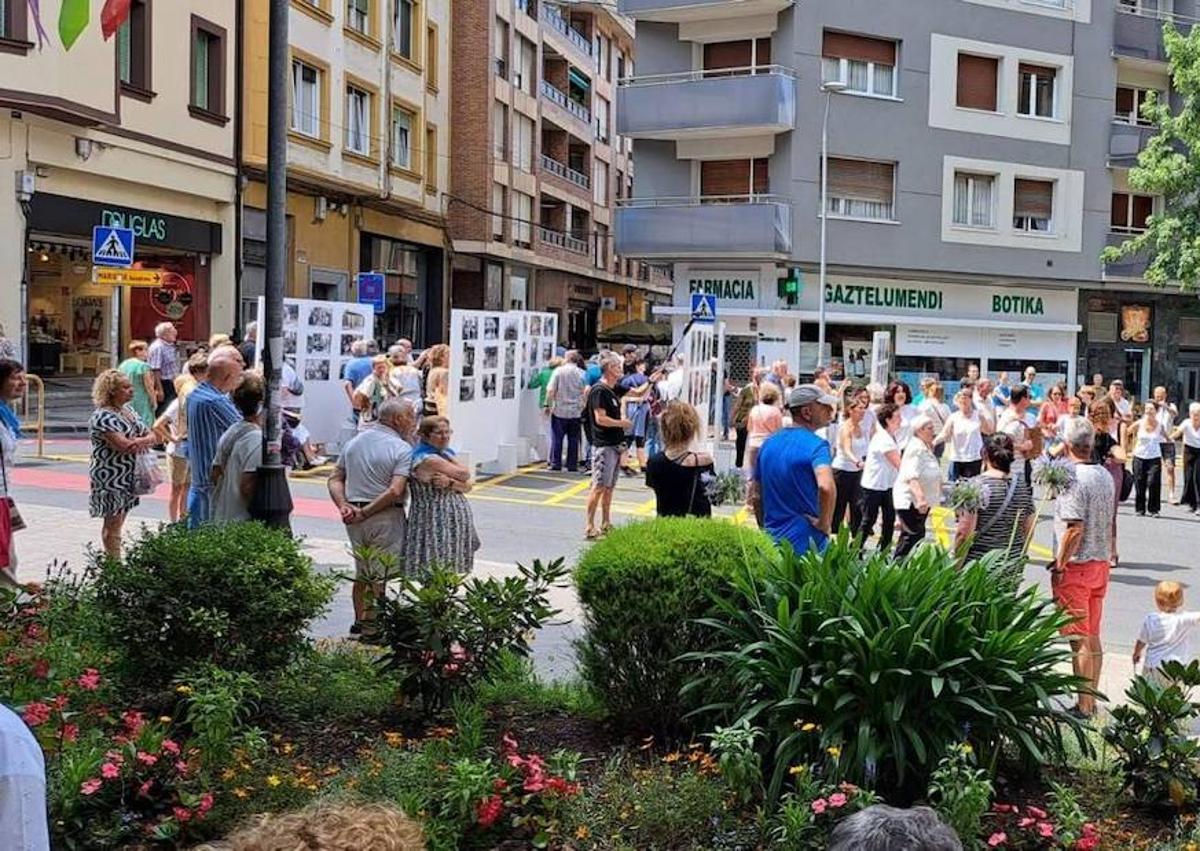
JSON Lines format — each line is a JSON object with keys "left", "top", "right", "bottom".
{"left": 690, "top": 292, "right": 717, "bottom": 323}
{"left": 356, "top": 272, "right": 386, "bottom": 314}
{"left": 92, "top": 225, "right": 135, "bottom": 268}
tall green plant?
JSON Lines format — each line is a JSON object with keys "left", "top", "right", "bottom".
{"left": 685, "top": 535, "right": 1089, "bottom": 802}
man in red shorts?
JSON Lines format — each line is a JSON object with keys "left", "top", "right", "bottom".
{"left": 1052, "top": 417, "right": 1115, "bottom": 719}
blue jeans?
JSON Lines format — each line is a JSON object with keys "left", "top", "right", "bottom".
{"left": 187, "top": 486, "right": 212, "bottom": 528}
{"left": 549, "top": 415, "right": 581, "bottom": 471}
{"left": 645, "top": 416, "right": 662, "bottom": 458}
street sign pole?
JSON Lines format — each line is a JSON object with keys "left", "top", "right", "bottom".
{"left": 250, "top": 0, "right": 294, "bottom": 530}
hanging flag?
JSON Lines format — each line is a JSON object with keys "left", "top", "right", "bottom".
{"left": 58, "top": 0, "right": 90, "bottom": 51}
{"left": 26, "top": 0, "right": 49, "bottom": 49}
{"left": 100, "top": 0, "right": 131, "bottom": 40}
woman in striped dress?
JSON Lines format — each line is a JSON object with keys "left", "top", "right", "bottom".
{"left": 403, "top": 416, "right": 480, "bottom": 577}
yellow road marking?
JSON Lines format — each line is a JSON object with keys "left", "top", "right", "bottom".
{"left": 43, "top": 454, "right": 90, "bottom": 463}
{"left": 543, "top": 480, "right": 591, "bottom": 505}
{"left": 633, "top": 496, "right": 657, "bottom": 516}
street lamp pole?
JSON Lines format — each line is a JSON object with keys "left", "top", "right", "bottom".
{"left": 817, "top": 81, "right": 845, "bottom": 367}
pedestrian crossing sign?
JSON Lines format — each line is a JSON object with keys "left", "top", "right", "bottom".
{"left": 92, "top": 225, "right": 135, "bottom": 268}
{"left": 690, "top": 292, "right": 717, "bottom": 323}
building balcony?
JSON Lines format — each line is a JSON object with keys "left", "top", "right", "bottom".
{"left": 543, "top": 6, "right": 593, "bottom": 60}
{"left": 1114, "top": 6, "right": 1192, "bottom": 64}
{"left": 618, "top": 0, "right": 792, "bottom": 24}
{"left": 1104, "top": 231, "right": 1149, "bottom": 279}
{"left": 540, "top": 79, "right": 592, "bottom": 127}
{"left": 515, "top": 0, "right": 538, "bottom": 21}
{"left": 540, "top": 153, "right": 591, "bottom": 194}
{"left": 617, "top": 66, "right": 795, "bottom": 139}
{"left": 1108, "top": 120, "right": 1156, "bottom": 167}
{"left": 538, "top": 226, "right": 591, "bottom": 255}
{"left": 614, "top": 196, "right": 792, "bottom": 259}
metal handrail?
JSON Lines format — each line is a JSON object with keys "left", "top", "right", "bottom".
{"left": 1116, "top": 3, "right": 1200, "bottom": 25}
{"left": 540, "top": 80, "right": 591, "bottom": 123}
{"left": 543, "top": 6, "right": 593, "bottom": 56}
{"left": 538, "top": 226, "right": 590, "bottom": 254}
{"left": 539, "top": 153, "right": 590, "bottom": 188}
{"left": 15, "top": 373, "right": 45, "bottom": 458}
{"left": 617, "top": 194, "right": 790, "bottom": 208}
{"left": 619, "top": 64, "right": 798, "bottom": 88}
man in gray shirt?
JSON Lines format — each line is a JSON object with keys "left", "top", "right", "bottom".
{"left": 545, "top": 351, "right": 587, "bottom": 472}
{"left": 147, "top": 322, "right": 180, "bottom": 415}
{"left": 1052, "top": 417, "right": 1115, "bottom": 719}
{"left": 328, "top": 398, "right": 416, "bottom": 637}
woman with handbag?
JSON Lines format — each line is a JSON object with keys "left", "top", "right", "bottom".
{"left": 0, "top": 359, "right": 27, "bottom": 588}
{"left": 953, "top": 434, "right": 1036, "bottom": 591}
{"left": 644, "top": 401, "right": 714, "bottom": 518}
{"left": 89, "top": 370, "right": 158, "bottom": 558}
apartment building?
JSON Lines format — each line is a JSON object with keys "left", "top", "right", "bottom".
{"left": 0, "top": 1, "right": 237, "bottom": 374}
{"left": 448, "top": 0, "right": 671, "bottom": 353}
{"left": 616, "top": 0, "right": 1200, "bottom": 400}
{"left": 240, "top": 0, "right": 450, "bottom": 345}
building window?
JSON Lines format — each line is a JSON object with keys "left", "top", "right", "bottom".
{"left": 515, "top": 35, "right": 535, "bottom": 94}
{"left": 821, "top": 31, "right": 897, "bottom": 98}
{"left": 426, "top": 23, "right": 437, "bottom": 90}
{"left": 347, "top": 0, "right": 369, "bottom": 34}
{"left": 594, "top": 96, "right": 609, "bottom": 143}
{"left": 391, "top": 105, "right": 415, "bottom": 169}
{"left": 424, "top": 125, "right": 437, "bottom": 192}
{"left": 594, "top": 222, "right": 608, "bottom": 270}
{"left": 1017, "top": 63, "right": 1056, "bottom": 118}
{"left": 700, "top": 159, "right": 769, "bottom": 199}
{"left": 514, "top": 113, "right": 534, "bottom": 172}
{"left": 826, "top": 158, "right": 896, "bottom": 221}
{"left": 1013, "top": 178, "right": 1053, "bottom": 232}
{"left": 345, "top": 86, "right": 370, "bottom": 155}
{"left": 494, "top": 17, "right": 509, "bottom": 78}
{"left": 956, "top": 53, "right": 998, "bottom": 111}
{"left": 952, "top": 172, "right": 995, "bottom": 228}
{"left": 1111, "top": 191, "right": 1154, "bottom": 233}
{"left": 394, "top": 0, "right": 415, "bottom": 60}
{"left": 0, "top": 0, "right": 27, "bottom": 41}
{"left": 190, "top": 17, "right": 226, "bottom": 119}
{"left": 117, "top": 0, "right": 150, "bottom": 93}
{"left": 1115, "top": 85, "right": 1158, "bottom": 125}
{"left": 291, "top": 60, "right": 321, "bottom": 137}
{"left": 492, "top": 101, "right": 508, "bottom": 159}
{"left": 513, "top": 191, "right": 533, "bottom": 247}
{"left": 493, "top": 184, "right": 506, "bottom": 240}
{"left": 593, "top": 159, "right": 608, "bottom": 206}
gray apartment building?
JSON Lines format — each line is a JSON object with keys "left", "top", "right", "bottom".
{"left": 614, "top": 0, "right": 1200, "bottom": 401}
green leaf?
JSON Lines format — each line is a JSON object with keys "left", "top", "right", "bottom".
{"left": 59, "top": 0, "right": 90, "bottom": 50}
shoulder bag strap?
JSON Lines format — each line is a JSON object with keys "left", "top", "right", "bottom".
{"left": 975, "top": 476, "right": 1020, "bottom": 538}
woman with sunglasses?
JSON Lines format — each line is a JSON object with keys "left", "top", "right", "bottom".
{"left": 1038, "top": 382, "right": 1070, "bottom": 455}
{"left": 403, "top": 415, "right": 480, "bottom": 577}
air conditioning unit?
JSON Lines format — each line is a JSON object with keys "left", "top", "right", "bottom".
{"left": 600, "top": 296, "right": 617, "bottom": 310}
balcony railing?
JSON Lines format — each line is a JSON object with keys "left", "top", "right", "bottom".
{"left": 543, "top": 6, "right": 592, "bottom": 56}
{"left": 538, "top": 226, "right": 590, "bottom": 254}
{"left": 540, "top": 154, "right": 590, "bottom": 189}
{"left": 1115, "top": 4, "right": 1195, "bottom": 62}
{"left": 516, "top": 0, "right": 537, "bottom": 20}
{"left": 540, "top": 79, "right": 592, "bottom": 124}
{"left": 614, "top": 195, "right": 793, "bottom": 258}
{"left": 617, "top": 65, "right": 796, "bottom": 138}
{"left": 618, "top": 64, "right": 797, "bottom": 88}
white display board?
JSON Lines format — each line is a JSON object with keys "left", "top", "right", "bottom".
{"left": 870, "top": 331, "right": 892, "bottom": 389}
{"left": 255, "top": 297, "right": 374, "bottom": 451}
{"left": 448, "top": 309, "right": 556, "bottom": 470}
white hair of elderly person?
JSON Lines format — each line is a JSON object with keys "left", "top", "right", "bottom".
{"left": 827, "top": 805, "right": 962, "bottom": 851}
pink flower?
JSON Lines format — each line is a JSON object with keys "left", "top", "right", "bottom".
{"left": 476, "top": 795, "right": 504, "bottom": 828}
{"left": 828, "top": 792, "right": 848, "bottom": 808}
{"left": 501, "top": 733, "right": 519, "bottom": 753}
{"left": 1026, "top": 806, "right": 1047, "bottom": 820}
{"left": 197, "top": 792, "right": 214, "bottom": 815}
{"left": 77, "top": 669, "right": 101, "bottom": 691}
{"left": 21, "top": 702, "right": 51, "bottom": 727}
{"left": 121, "top": 710, "right": 145, "bottom": 734}
{"left": 172, "top": 806, "right": 192, "bottom": 823}
{"left": 100, "top": 762, "right": 120, "bottom": 779}
{"left": 992, "top": 804, "right": 1018, "bottom": 814}
{"left": 136, "top": 751, "right": 158, "bottom": 766}
{"left": 61, "top": 723, "right": 78, "bottom": 743}
{"left": 80, "top": 778, "right": 102, "bottom": 796}
{"left": 160, "top": 739, "right": 180, "bottom": 756}
{"left": 811, "top": 798, "right": 828, "bottom": 815}
{"left": 1077, "top": 837, "right": 1099, "bottom": 850}
{"left": 987, "top": 833, "right": 1007, "bottom": 848}
{"left": 137, "top": 780, "right": 153, "bottom": 797}
{"left": 31, "top": 658, "right": 49, "bottom": 679}
{"left": 174, "top": 760, "right": 189, "bottom": 775}
{"left": 523, "top": 774, "right": 547, "bottom": 793}
{"left": 442, "top": 662, "right": 460, "bottom": 675}
{"left": 545, "top": 776, "right": 580, "bottom": 796}
{"left": 1038, "top": 822, "right": 1055, "bottom": 838}
{"left": 1081, "top": 823, "right": 1098, "bottom": 837}
{"left": 1018, "top": 817, "right": 1036, "bottom": 828}
{"left": 104, "top": 750, "right": 125, "bottom": 766}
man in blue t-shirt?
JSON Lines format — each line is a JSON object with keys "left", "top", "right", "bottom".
{"left": 750, "top": 384, "right": 838, "bottom": 554}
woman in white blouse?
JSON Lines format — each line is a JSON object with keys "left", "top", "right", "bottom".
{"left": 893, "top": 415, "right": 944, "bottom": 558}
{"left": 936, "top": 388, "right": 984, "bottom": 481}
{"left": 1172, "top": 402, "right": 1200, "bottom": 513}
{"left": 832, "top": 396, "right": 870, "bottom": 534}
{"left": 1131, "top": 402, "right": 1168, "bottom": 517}
{"left": 857, "top": 403, "right": 903, "bottom": 551}
{"left": 886, "top": 380, "right": 918, "bottom": 450}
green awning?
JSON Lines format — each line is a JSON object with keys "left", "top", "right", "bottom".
{"left": 568, "top": 68, "right": 591, "bottom": 91}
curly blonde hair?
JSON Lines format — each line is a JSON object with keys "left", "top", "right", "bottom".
{"left": 91, "top": 369, "right": 130, "bottom": 408}
{"left": 226, "top": 803, "right": 425, "bottom": 851}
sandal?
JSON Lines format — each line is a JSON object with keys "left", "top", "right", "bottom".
{"left": 600, "top": 523, "right": 615, "bottom": 536}
{"left": 585, "top": 526, "right": 600, "bottom": 540}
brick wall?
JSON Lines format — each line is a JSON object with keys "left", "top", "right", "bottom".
{"left": 449, "top": 0, "right": 493, "bottom": 242}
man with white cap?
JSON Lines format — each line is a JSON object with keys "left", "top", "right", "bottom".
{"left": 749, "top": 383, "right": 838, "bottom": 554}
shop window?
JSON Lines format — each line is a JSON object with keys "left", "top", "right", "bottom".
{"left": 1180, "top": 316, "right": 1200, "bottom": 347}
{"left": 1111, "top": 191, "right": 1154, "bottom": 233}
{"left": 117, "top": 0, "right": 151, "bottom": 95}
{"left": 822, "top": 31, "right": 896, "bottom": 97}
{"left": 311, "top": 268, "right": 348, "bottom": 301}
{"left": 826, "top": 158, "right": 895, "bottom": 221}
{"left": 190, "top": 17, "right": 227, "bottom": 121}
{"left": 345, "top": 86, "right": 371, "bottom": 156}
{"left": 1013, "top": 178, "right": 1053, "bottom": 232}
{"left": 1017, "top": 63, "right": 1057, "bottom": 119}
{"left": 391, "top": 105, "right": 416, "bottom": 170}
{"left": 1115, "top": 85, "right": 1159, "bottom": 125}
{"left": 956, "top": 53, "right": 998, "bottom": 111}
{"left": 952, "top": 172, "right": 995, "bottom": 229}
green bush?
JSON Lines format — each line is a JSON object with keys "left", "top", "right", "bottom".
{"left": 94, "top": 522, "right": 335, "bottom": 689}
{"left": 268, "top": 641, "right": 397, "bottom": 724}
{"left": 573, "top": 518, "right": 776, "bottom": 734}
{"left": 686, "top": 534, "right": 1088, "bottom": 802}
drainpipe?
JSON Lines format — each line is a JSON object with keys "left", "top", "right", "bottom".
{"left": 232, "top": 0, "right": 246, "bottom": 336}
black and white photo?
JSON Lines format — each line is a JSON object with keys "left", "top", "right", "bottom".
{"left": 501, "top": 376, "right": 515, "bottom": 399}
{"left": 462, "top": 316, "right": 479, "bottom": 340}
{"left": 342, "top": 311, "right": 365, "bottom": 331}
{"left": 482, "top": 345, "right": 498, "bottom": 370}
{"left": 304, "top": 359, "right": 330, "bottom": 381}
{"left": 462, "top": 342, "right": 476, "bottom": 377}
{"left": 503, "top": 317, "right": 519, "bottom": 341}
{"left": 483, "top": 316, "right": 499, "bottom": 340}
{"left": 459, "top": 378, "right": 475, "bottom": 402}
{"left": 504, "top": 342, "right": 516, "bottom": 376}
{"left": 307, "top": 332, "right": 333, "bottom": 355}
{"left": 307, "top": 306, "right": 333, "bottom": 328}
{"left": 481, "top": 373, "right": 497, "bottom": 398}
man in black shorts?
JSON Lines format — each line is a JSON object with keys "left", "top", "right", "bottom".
{"left": 585, "top": 351, "right": 631, "bottom": 539}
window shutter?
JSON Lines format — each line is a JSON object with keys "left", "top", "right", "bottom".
{"left": 956, "top": 54, "right": 998, "bottom": 111}
{"left": 828, "top": 158, "right": 894, "bottom": 203}
{"left": 752, "top": 158, "right": 769, "bottom": 194}
{"left": 1019, "top": 62, "right": 1056, "bottom": 80}
{"left": 700, "top": 159, "right": 752, "bottom": 197}
{"left": 1014, "top": 179, "right": 1053, "bottom": 218}
{"left": 1115, "top": 86, "right": 1134, "bottom": 115}
{"left": 822, "top": 31, "right": 896, "bottom": 65}
{"left": 756, "top": 37, "right": 772, "bottom": 65}
{"left": 1111, "top": 192, "right": 1130, "bottom": 229}
{"left": 1132, "top": 194, "right": 1153, "bottom": 229}
{"left": 703, "top": 40, "right": 753, "bottom": 71}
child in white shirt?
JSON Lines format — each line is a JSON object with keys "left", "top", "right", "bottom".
{"left": 1133, "top": 581, "right": 1200, "bottom": 686}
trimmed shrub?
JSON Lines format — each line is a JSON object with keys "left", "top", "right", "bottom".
{"left": 686, "top": 534, "right": 1088, "bottom": 802}
{"left": 573, "top": 517, "right": 776, "bottom": 734}
{"left": 94, "top": 522, "right": 335, "bottom": 689}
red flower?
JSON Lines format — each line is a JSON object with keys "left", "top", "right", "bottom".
{"left": 136, "top": 751, "right": 158, "bottom": 766}
{"left": 492, "top": 778, "right": 508, "bottom": 792}
{"left": 104, "top": 750, "right": 125, "bottom": 766}
{"left": 122, "top": 710, "right": 145, "bottom": 734}
{"left": 51, "top": 694, "right": 68, "bottom": 711}
{"left": 1037, "top": 822, "right": 1055, "bottom": 839}
{"left": 987, "top": 833, "right": 1007, "bottom": 847}
{"left": 501, "top": 733, "right": 520, "bottom": 753}
{"left": 100, "top": 762, "right": 120, "bottom": 779}
{"left": 523, "top": 774, "right": 547, "bottom": 793}
{"left": 992, "top": 804, "right": 1018, "bottom": 814}
{"left": 160, "top": 739, "right": 181, "bottom": 756}
{"left": 138, "top": 780, "right": 154, "bottom": 797}
{"left": 476, "top": 795, "right": 504, "bottom": 829}
{"left": 1026, "top": 806, "right": 1048, "bottom": 820}
{"left": 174, "top": 760, "right": 189, "bottom": 775}
{"left": 545, "top": 776, "right": 581, "bottom": 797}
{"left": 80, "top": 778, "right": 103, "bottom": 795}
{"left": 172, "top": 806, "right": 192, "bottom": 823}
{"left": 24, "top": 623, "right": 41, "bottom": 640}
{"left": 77, "top": 669, "right": 101, "bottom": 691}
{"left": 1076, "top": 837, "right": 1099, "bottom": 851}
{"left": 22, "top": 702, "right": 51, "bottom": 727}
{"left": 61, "top": 723, "right": 79, "bottom": 743}
{"left": 197, "top": 792, "right": 215, "bottom": 815}
{"left": 1081, "top": 823, "right": 1098, "bottom": 837}
{"left": 31, "top": 658, "right": 49, "bottom": 679}
{"left": 828, "top": 792, "right": 848, "bottom": 808}
{"left": 1018, "top": 818, "right": 1036, "bottom": 828}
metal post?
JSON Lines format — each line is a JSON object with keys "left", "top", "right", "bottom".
{"left": 250, "top": 0, "right": 294, "bottom": 529}
{"left": 818, "top": 89, "right": 831, "bottom": 367}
